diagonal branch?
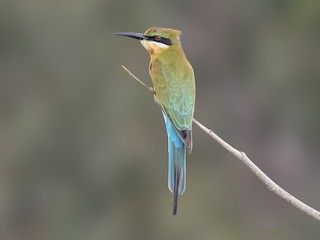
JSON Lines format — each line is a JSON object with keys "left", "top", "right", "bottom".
{"left": 121, "top": 65, "right": 320, "bottom": 221}
{"left": 192, "top": 118, "right": 320, "bottom": 221}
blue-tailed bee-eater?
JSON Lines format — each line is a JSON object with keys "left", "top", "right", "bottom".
{"left": 114, "top": 27, "right": 196, "bottom": 215}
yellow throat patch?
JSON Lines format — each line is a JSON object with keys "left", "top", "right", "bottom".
{"left": 141, "top": 40, "right": 169, "bottom": 55}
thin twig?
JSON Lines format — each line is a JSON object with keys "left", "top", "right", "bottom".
{"left": 121, "top": 65, "right": 155, "bottom": 94}
{"left": 121, "top": 65, "right": 320, "bottom": 222}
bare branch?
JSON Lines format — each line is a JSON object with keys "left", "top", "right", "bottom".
{"left": 121, "top": 65, "right": 320, "bottom": 222}
{"left": 192, "top": 118, "right": 320, "bottom": 221}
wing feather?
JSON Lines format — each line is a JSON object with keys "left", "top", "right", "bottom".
{"left": 150, "top": 55, "right": 195, "bottom": 151}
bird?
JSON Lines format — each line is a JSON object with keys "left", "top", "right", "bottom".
{"left": 113, "top": 27, "right": 196, "bottom": 215}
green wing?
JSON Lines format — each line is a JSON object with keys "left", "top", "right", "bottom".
{"left": 151, "top": 56, "right": 195, "bottom": 132}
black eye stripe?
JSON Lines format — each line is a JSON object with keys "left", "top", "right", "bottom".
{"left": 159, "top": 37, "right": 172, "bottom": 46}
{"left": 147, "top": 35, "right": 172, "bottom": 46}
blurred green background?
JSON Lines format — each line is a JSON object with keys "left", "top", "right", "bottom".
{"left": 1, "top": 0, "right": 320, "bottom": 239}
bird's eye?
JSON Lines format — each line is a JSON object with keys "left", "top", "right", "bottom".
{"left": 154, "top": 36, "right": 161, "bottom": 41}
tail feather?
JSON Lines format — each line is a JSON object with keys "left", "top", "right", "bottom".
{"left": 173, "top": 164, "right": 183, "bottom": 215}
{"left": 162, "top": 112, "right": 186, "bottom": 215}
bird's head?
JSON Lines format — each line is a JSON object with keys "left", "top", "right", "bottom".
{"left": 113, "top": 27, "right": 182, "bottom": 55}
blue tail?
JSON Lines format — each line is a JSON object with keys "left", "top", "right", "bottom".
{"left": 162, "top": 112, "right": 186, "bottom": 215}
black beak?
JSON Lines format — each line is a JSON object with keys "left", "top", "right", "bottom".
{"left": 112, "top": 32, "right": 147, "bottom": 41}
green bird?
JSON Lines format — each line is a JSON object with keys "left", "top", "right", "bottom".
{"left": 114, "top": 27, "right": 196, "bottom": 215}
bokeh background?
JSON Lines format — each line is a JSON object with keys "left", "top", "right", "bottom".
{"left": 1, "top": 0, "right": 320, "bottom": 239}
